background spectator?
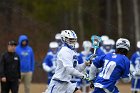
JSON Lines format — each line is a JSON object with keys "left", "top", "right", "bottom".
{"left": 16, "top": 35, "right": 35, "bottom": 93}
{"left": 0, "top": 40, "right": 21, "bottom": 93}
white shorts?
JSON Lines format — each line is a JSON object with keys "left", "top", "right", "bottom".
{"left": 46, "top": 79, "right": 76, "bottom": 93}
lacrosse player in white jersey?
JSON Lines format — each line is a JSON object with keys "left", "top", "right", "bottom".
{"left": 46, "top": 30, "right": 90, "bottom": 93}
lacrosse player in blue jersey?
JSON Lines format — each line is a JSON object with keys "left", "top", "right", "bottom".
{"left": 130, "top": 41, "right": 140, "bottom": 93}
{"left": 100, "top": 39, "right": 115, "bottom": 54}
{"left": 89, "top": 38, "right": 131, "bottom": 93}
{"left": 46, "top": 30, "right": 91, "bottom": 93}
{"left": 42, "top": 42, "right": 59, "bottom": 85}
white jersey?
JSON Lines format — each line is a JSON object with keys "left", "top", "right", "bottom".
{"left": 52, "top": 46, "right": 86, "bottom": 82}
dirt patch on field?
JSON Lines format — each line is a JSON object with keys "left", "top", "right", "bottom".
{"left": 19, "top": 83, "right": 131, "bottom": 93}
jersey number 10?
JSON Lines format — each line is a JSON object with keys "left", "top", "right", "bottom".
{"left": 99, "top": 59, "right": 116, "bottom": 79}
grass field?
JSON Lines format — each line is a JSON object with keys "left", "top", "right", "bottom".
{"left": 19, "top": 83, "right": 46, "bottom": 93}
{"left": 19, "top": 83, "right": 132, "bottom": 93}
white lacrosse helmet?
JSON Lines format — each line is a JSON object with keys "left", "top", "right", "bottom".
{"left": 109, "top": 39, "right": 115, "bottom": 45}
{"left": 61, "top": 30, "right": 77, "bottom": 48}
{"left": 83, "top": 41, "right": 92, "bottom": 52}
{"left": 75, "top": 42, "right": 79, "bottom": 49}
{"left": 137, "top": 41, "right": 140, "bottom": 48}
{"left": 49, "top": 42, "right": 59, "bottom": 48}
{"left": 55, "top": 33, "right": 61, "bottom": 40}
{"left": 116, "top": 38, "right": 130, "bottom": 51}
{"left": 103, "top": 39, "right": 112, "bottom": 45}
{"left": 102, "top": 39, "right": 113, "bottom": 51}
{"left": 101, "top": 35, "right": 109, "bottom": 41}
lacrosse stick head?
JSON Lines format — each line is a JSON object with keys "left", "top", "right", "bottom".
{"left": 91, "top": 35, "right": 102, "bottom": 49}
{"left": 86, "top": 35, "right": 102, "bottom": 61}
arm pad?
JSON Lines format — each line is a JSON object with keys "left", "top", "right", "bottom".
{"left": 130, "top": 63, "right": 135, "bottom": 73}
{"left": 66, "top": 66, "right": 85, "bottom": 79}
{"left": 89, "top": 64, "right": 98, "bottom": 80}
{"left": 75, "top": 63, "right": 86, "bottom": 72}
{"left": 42, "top": 63, "right": 53, "bottom": 72}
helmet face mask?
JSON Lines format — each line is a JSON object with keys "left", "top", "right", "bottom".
{"left": 103, "top": 39, "right": 112, "bottom": 52}
{"left": 51, "top": 48, "right": 58, "bottom": 54}
{"left": 67, "top": 38, "right": 77, "bottom": 44}
{"left": 103, "top": 45, "right": 112, "bottom": 52}
{"left": 65, "top": 37, "right": 77, "bottom": 48}
{"left": 49, "top": 42, "right": 59, "bottom": 54}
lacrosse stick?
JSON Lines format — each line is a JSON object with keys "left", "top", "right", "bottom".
{"left": 84, "top": 35, "right": 102, "bottom": 91}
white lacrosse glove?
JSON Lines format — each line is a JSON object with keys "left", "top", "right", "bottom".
{"left": 133, "top": 70, "right": 140, "bottom": 76}
{"left": 131, "top": 70, "right": 140, "bottom": 77}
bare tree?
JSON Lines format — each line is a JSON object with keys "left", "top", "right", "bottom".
{"left": 2, "top": 0, "right": 13, "bottom": 32}
{"left": 78, "top": 0, "right": 84, "bottom": 42}
{"left": 133, "top": 0, "right": 140, "bottom": 41}
{"left": 117, "top": 0, "right": 123, "bottom": 37}
{"left": 106, "top": 0, "right": 111, "bottom": 34}
{"left": 70, "top": 8, "right": 74, "bottom": 28}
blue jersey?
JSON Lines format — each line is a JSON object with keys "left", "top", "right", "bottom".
{"left": 131, "top": 51, "right": 140, "bottom": 71}
{"left": 93, "top": 53, "right": 130, "bottom": 92}
{"left": 130, "top": 51, "right": 140, "bottom": 90}
{"left": 96, "top": 48, "right": 105, "bottom": 56}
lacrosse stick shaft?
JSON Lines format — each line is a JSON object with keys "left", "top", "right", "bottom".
{"left": 93, "top": 48, "right": 97, "bottom": 55}
{"left": 133, "top": 77, "right": 138, "bottom": 93}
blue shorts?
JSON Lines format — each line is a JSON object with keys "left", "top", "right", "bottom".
{"left": 71, "top": 79, "right": 82, "bottom": 88}
{"left": 77, "top": 80, "right": 82, "bottom": 88}
{"left": 48, "top": 79, "right": 51, "bottom": 85}
{"left": 131, "top": 77, "right": 140, "bottom": 91}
